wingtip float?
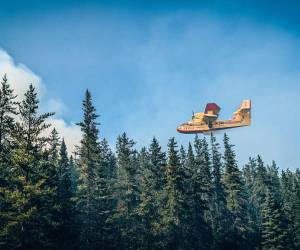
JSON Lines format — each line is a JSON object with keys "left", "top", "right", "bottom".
{"left": 177, "top": 99, "right": 251, "bottom": 134}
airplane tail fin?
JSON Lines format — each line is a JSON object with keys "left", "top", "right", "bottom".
{"left": 232, "top": 100, "right": 251, "bottom": 124}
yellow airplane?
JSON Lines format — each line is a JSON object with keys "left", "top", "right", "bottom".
{"left": 177, "top": 100, "right": 251, "bottom": 134}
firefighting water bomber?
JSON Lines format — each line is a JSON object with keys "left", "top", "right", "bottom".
{"left": 177, "top": 100, "right": 251, "bottom": 134}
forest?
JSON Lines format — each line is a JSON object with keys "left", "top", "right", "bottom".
{"left": 0, "top": 74, "right": 299, "bottom": 250}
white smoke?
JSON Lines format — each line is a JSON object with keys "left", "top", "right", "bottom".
{"left": 0, "top": 48, "right": 81, "bottom": 154}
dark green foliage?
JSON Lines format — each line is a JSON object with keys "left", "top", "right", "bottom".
{"left": 76, "top": 90, "right": 112, "bottom": 250}
{"left": 210, "top": 134, "right": 229, "bottom": 249}
{"left": 261, "top": 190, "right": 289, "bottom": 250}
{"left": 294, "top": 169, "right": 300, "bottom": 248}
{"left": 0, "top": 84, "right": 55, "bottom": 250}
{"left": 0, "top": 74, "right": 18, "bottom": 161}
{"left": 55, "top": 139, "right": 77, "bottom": 249}
{"left": 113, "top": 132, "right": 140, "bottom": 249}
{"left": 0, "top": 84, "right": 299, "bottom": 250}
{"left": 161, "top": 137, "right": 192, "bottom": 249}
{"left": 137, "top": 138, "right": 166, "bottom": 249}
{"left": 223, "top": 133, "right": 250, "bottom": 249}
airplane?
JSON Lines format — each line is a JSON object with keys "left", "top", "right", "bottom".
{"left": 176, "top": 99, "right": 251, "bottom": 134}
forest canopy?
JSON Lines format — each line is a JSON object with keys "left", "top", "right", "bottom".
{"left": 0, "top": 75, "right": 299, "bottom": 250}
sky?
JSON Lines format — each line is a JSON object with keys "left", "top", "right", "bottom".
{"left": 0, "top": 0, "right": 299, "bottom": 169}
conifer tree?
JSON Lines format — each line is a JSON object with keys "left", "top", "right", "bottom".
{"left": 98, "top": 138, "right": 117, "bottom": 248}
{"left": 281, "top": 169, "right": 297, "bottom": 248}
{"left": 252, "top": 156, "right": 269, "bottom": 213}
{"left": 162, "top": 137, "right": 196, "bottom": 249}
{"left": 0, "top": 75, "right": 18, "bottom": 240}
{"left": 162, "top": 137, "right": 184, "bottom": 248}
{"left": 267, "top": 161, "right": 282, "bottom": 203}
{"left": 47, "top": 128, "right": 61, "bottom": 197}
{"left": 293, "top": 169, "right": 300, "bottom": 249}
{"left": 55, "top": 139, "right": 77, "bottom": 249}
{"left": 69, "top": 155, "right": 78, "bottom": 194}
{"left": 261, "top": 189, "right": 289, "bottom": 250}
{"left": 48, "top": 128, "right": 60, "bottom": 164}
{"left": 210, "top": 134, "right": 229, "bottom": 248}
{"left": 243, "top": 157, "right": 261, "bottom": 248}
{"left": 193, "top": 136, "right": 212, "bottom": 226}
{"left": 148, "top": 137, "right": 166, "bottom": 189}
{"left": 185, "top": 142, "right": 194, "bottom": 197}
{"left": 114, "top": 132, "right": 140, "bottom": 249}
{"left": 179, "top": 145, "right": 187, "bottom": 167}
{"left": 76, "top": 89, "right": 108, "bottom": 249}
{"left": 137, "top": 137, "right": 166, "bottom": 249}
{"left": 223, "top": 133, "right": 249, "bottom": 249}
{"left": 99, "top": 138, "right": 116, "bottom": 180}
{"left": 0, "top": 84, "right": 55, "bottom": 249}
{"left": 0, "top": 74, "right": 18, "bottom": 161}
{"left": 136, "top": 147, "right": 154, "bottom": 249}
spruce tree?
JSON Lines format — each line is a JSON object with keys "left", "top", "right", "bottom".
{"left": 281, "top": 169, "right": 298, "bottom": 248}
{"left": 148, "top": 137, "right": 166, "bottom": 190}
{"left": 76, "top": 89, "right": 108, "bottom": 249}
{"left": 193, "top": 135, "right": 213, "bottom": 235}
{"left": 161, "top": 137, "right": 194, "bottom": 249}
{"left": 293, "top": 169, "right": 300, "bottom": 249}
{"left": 136, "top": 147, "right": 154, "bottom": 249}
{"left": 113, "top": 132, "right": 140, "bottom": 249}
{"left": 243, "top": 157, "right": 261, "bottom": 248}
{"left": 56, "top": 139, "right": 77, "bottom": 249}
{"left": 223, "top": 133, "right": 249, "bottom": 249}
{"left": 252, "top": 156, "right": 269, "bottom": 213}
{"left": 179, "top": 145, "right": 187, "bottom": 167}
{"left": 140, "top": 137, "right": 166, "bottom": 249}
{"left": 0, "top": 84, "right": 55, "bottom": 249}
{"left": 0, "top": 76, "right": 18, "bottom": 244}
{"left": 210, "top": 134, "right": 229, "bottom": 248}
{"left": 0, "top": 74, "right": 18, "bottom": 161}
{"left": 261, "top": 189, "right": 289, "bottom": 250}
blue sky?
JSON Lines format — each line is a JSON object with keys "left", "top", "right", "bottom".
{"left": 0, "top": 0, "right": 300, "bottom": 169}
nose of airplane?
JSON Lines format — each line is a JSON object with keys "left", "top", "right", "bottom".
{"left": 176, "top": 125, "right": 183, "bottom": 133}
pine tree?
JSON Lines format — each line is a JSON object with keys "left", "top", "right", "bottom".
{"left": 113, "top": 132, "right": 140, "bottom": 249}
{"left": 179, "top": 145, "right": 187, "bottom": 167}
{"left": 184, "top": 141, "right": 211, "bottom": 250}
{"left": 148, "top": 137, "right": 166, "bottom": 190}
{"left": 95, "top": 138, "right": 116, "bottom": 249}
{"left": 194, "top": 136, "right": 212, "bottom": 211}
{"left": 223, "top": 133, "right": 249, "bottom": 249}
{"left": 281, "top": 169, "right": 298, "bottom": 248}
{"left": 99, "top": 138, "right": 116, "bottom": 181}
{"left": 69, "top": 155, "right": 78, "bottom": 194}
{"left": 243, "top": 157, "right": 261, "bottom": 248}
{"left": 210, "top": 134, "right": 229, "bottom": 248}
{"left": 48, "top": 128, "right": 60, "bottom": 164}
{"left": 293, "top": 169, "right": 300, "bottom": 249}
{"left": 252, "top": 156, "right": 269, "bottom": 213}
{"left": 0, "top": 84, "right": 55, "bottom": 249}
{"left": 136, "top": 147, "right": 154, "bottom": 249}
{"left": 261, "top": 189, "right": 289, "bottom": 250}
{"left": 141, "top": 137, "right": 167, "bottom": 249}
{"left": 193, "top": 135, "right": 213, "bottom": 238}
{"left": 76, "top": 89, "right": 108, "bottom": 249}
{"left": 136, "top": 138, "right": 167, "bottom": 249}
{"left": 162, "top": 137, "right": 183, "bottom": 249}
{"left": 0, "top": 74, "right": 18, "bottom": 161}
{"left": 267, "top": 161, "right": 282, "bottom": 204}
{"left": 55, "top": 139, "right": 77, "bottom": 249}
{"left": 161, "top": 137, "right": 195, "bottom": 249}
{"left": 0, "top": 76, "right": 18, "bottom": 245}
